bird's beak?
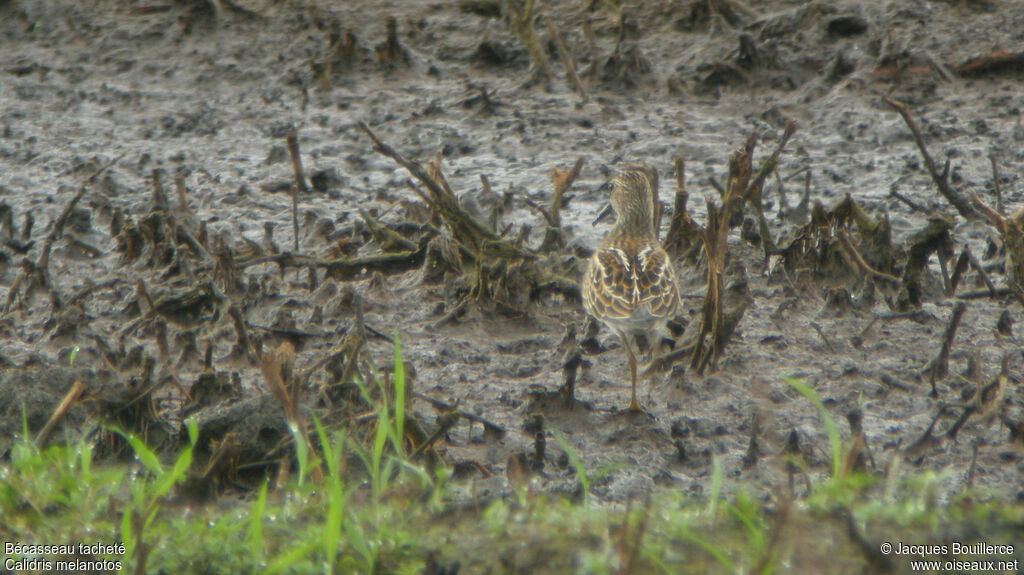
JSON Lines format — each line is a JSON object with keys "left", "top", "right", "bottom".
{"left": 592, "top": 203, "right": 614, "bottom": 226}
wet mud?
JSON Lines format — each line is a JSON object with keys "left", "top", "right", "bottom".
{"left": 1, "top": 0, "right": 1023, "bottom": 505}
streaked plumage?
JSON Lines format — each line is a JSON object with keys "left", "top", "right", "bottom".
{"left": 583, "top": 163, "right": 680, "bottom": 411}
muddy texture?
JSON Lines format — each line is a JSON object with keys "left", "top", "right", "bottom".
{"left": 2, "top": 0, "right": 1024, "bottom": 506}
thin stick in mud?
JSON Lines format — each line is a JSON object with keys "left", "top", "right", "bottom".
{"left": 990, "top": 154, "right": 1004, "bottom": 215}
{"left": 507, "top": 0, "right": 555, "bottom": 86}
{"left": 691, "top": 135, "right": 753, "bottom": 374}
{"left": 544, "top": 15, "right": 587, "bottom": 102}
{"left": 966, "top": 247, "right": 998, "bottom": 297}
{"left": 926, "top": 301, "right": 967, "bottom": 397}
{"left": 664, "top": 156, "right": 701, "bottom": 257}
{"left": 527, "top": 157, "right": 584, "bottom": 252}
{"left": 36, "top": 155, "right": 122, "bottom": 285}
{"left": 151, "top": 169, "right": 169, "bottom": 211}
{"left": 837, "top": 230, "right": 900, "bottom": 285}
{"left": 286, "top": 132, "right": 306, "bottom": 252}
{"left": 883, "top": 97, "right": 978, "bottom": 220}
{"left": 970, "top": 194, "right": 1024, "bottom": 296}
{"left": 357, "top": 121, "right": 500, "bottom": 253}
{"left": 34, "top": 380, "right": 87, "bottom": 447}
{"left": 889, "top": 186, "right": 927, "bottom": 213}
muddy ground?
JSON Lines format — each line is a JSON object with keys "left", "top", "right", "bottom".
{"left": 1, "top": 0, "right": 1023, "bottom": 509}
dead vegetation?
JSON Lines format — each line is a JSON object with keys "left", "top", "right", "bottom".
{"left": 357, "top": 120, "right": 583, "bottom": 318}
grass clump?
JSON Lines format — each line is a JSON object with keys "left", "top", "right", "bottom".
{"left": 2, "top": 370, "right": 1021, "bottom": 574}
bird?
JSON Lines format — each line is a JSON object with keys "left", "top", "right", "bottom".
{"left": 582, "top": 163, "right": 681, "bottom": 412}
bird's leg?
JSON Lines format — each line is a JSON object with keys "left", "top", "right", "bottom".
{"left": 642, "top": 328, "right": 674, "bottom": 376}
{"left": 622, "top": 335, "right": 641, "bottom": 412}
{"left": 649, "top": 333, "right": 664, "bottom": 366}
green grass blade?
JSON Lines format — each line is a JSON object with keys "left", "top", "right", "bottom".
{"left": 372, "top": 408, "right": 389, "bottom": 495}
{"left": 786, "top": 378, "right": 841, "bottom": 479}
{"left": 247, "top": 481, "right": 268, "bottom": 560}
{"left": 263, "top": 538, "right": 319, "bottom": 575}
{"left": 20, "top": 403, "right": 30, "bottom": 444}
{"left": 707, "top": 453, "right": 723, "bottom": 522}
{"left": 681, "top": 531, "right": 735, "bottom": 572}
{"left": 289, "top": 421, "right": 309, "bottom": 487}
{"left": 344, "top": 514, "right": 375, "bottom": 571}
{"left": 314, "top": 415, "right": 345, "bottom": 571}
{"left": 116, "top": 428, "right": 164, "bottom": 476}
{"left": 324, "top": 473, "right": 343, "bottom": 571}
{"left": 553, "top": 432, "right": 589, "bottom": 503}
{"left": 392, "top": 333, "right": 405, "bottom": 458}
{"left": 120, "top": 508, "right": 135, "bottom": 559}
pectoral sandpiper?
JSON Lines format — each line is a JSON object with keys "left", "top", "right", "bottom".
{"left": 583, "top": 163, "right": 680, "bottom": 412}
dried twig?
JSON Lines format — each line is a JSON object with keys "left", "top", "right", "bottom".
{"left": 174, "top": 174, "right": 191, "bottom": 213}
{"left": 39, "top": 155, "right": 122, "bottom": 279}
{"left": 663, "top": 157, "right": 702, "bottom": 257}
{"left": 151, "top": 169, "right": 170, "bottom": 211}
{"left": 261, "top": 341, "right": 321, "bottom": 486}
{"left": 904, "top": 404, "right": 950, "bottom": 461}
{"left": 837, "top": 230, "right": 901, "bottom": 285}
{"left": 883, "top": 97, "right": 978, "bottom": 220}
{"left": 889, "top": 186, "right": 927, "bottom": 213}
{"left": 286, "top": 132, "right": 309, "bottom": 193}
{"left": 748, "top": 494, "right": 791, "bottom": 575}
{"left": 228, "top": 305, "right": 257, "bottom": 364}
{"left": 842, "top": 507, "right": 894, "bottom": 573}
{"left": 534, "top": 157, "right": 584, "bottom": 252}
{"left": 990, "top": 154, "right": 1004, "bottom": 216}
{"left": 559, "top": 346, "right": 583, "bottom": 406}
{"left": 966, "top": 247, "right": 998, "bottom": 297}
{"left": 374, "top": 15, "right": 409, "bottom": 65}
{"left": 242, "top": 247, "right": 428, "bottom": 280}
{"left": 34, "top": 380, "right": 87, "bottom": 447}
{"left": 947, "top": 375, "right": 1006, "bottom": 440}
{"left": 616, "top": 501, "right": 651, "bottom": 575}
{"left": 507, "top": 0, "right": 555, "bottom": 85}
{"left": 955, "top": 49, "right": 1024, "bottom": 77}
{"left": 971, "top": 194, "right": 1024, "bottom": 293}
{"left": 411, "top": 391, "right": 505, "bottom": 436}
{"left": 899, "top": 215, "right": 954, "bottom": 308}
{"left": 544, "top": 16, "right": 587, "bottom": 101}
{"left": 358, "top": 121, "right": 507, "bottom": 256}
{"left": 581, "top": 16, "right": 599, "bottom": 79}
{"left": 746, "top": 120, "right": 796, "bottom": 204}
{"left": 949, "top": 247, "right": 970, "bottom": 294}
{"left": 809, "top": 321, "right": 836, "bottom": 353}
{"left": 691, "top": 135, "right": 754, "bottom": 373}
{"left": 965, "top": 438, "right": 981, "bottom": 490}
{"left": 286, "top": 132, "right": 306, "bottom": 251}
{"left": 926, "top": 302, "right": 967, "bottom": 397}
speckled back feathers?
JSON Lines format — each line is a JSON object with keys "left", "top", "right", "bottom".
{"left": 583, "top": 164, "right": 680, "bottom": 336}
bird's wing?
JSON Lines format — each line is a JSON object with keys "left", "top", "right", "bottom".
{"left": 635, "top": 246, "right": 680, "bottom": 319}
{"left": 584, "top": 248, "right": 638, "bottom": 321}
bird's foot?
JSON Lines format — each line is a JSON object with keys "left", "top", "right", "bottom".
{"left": 626, "top": 399, "right": 655, "bottom": 419}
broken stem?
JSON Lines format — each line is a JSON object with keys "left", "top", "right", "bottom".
{"left": 544, "top": 15, "right": 588, "bottom": 102}
{"left": 286, "top": 132, "right": 306, "bottom": 251}
{"left": 883, "top": 97, "right": 978, "bottom": 220}
{"left": 966, "top": 247, "right": 998, "bottom": 297}
{"left": 836, "top": 231, "right": 901, "bottom": 285}
{"left": 34, "top": 380, "right": 87, "bottom": 447}
{"left": 990, "top": 154, "right": 1004, "bottom": 216}
{"left": 927, "top": 301, "right": 967, "bottom": 397}
{"left": 508, "top": 0, "right": 556, "bottom": 85}
{"left": 889, "top": 186, "right": 927, "bottom": 213}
